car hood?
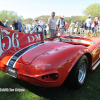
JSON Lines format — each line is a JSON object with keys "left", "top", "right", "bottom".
{"left": 8, "top": 41, "right": 75, "bottom": 67}
{"left": 16, "top": 42, "right": 53, "bottom": 65}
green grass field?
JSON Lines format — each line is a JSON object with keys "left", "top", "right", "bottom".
{"left": 46, "top": 32, "right": 100, "bottom": 38}
{"left": 0, "top": 33, "right": 100, "bottom": 100}
{"left": 0, "top": 65, "right": 100, "bottom": 100}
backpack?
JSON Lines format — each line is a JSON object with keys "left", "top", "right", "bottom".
{"left": 58, "top": 20, "right": 65, "bottom": 27}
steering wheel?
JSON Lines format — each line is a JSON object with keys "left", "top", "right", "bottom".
{"left": 51, "top": 36, "right": 62, "bottom": 42}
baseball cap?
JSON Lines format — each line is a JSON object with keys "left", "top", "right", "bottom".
{"left": 61, "top": 15, "right": 64, "bottom": 18}
{"left": 88, "top": 15, "right": 91, "bottom": 17}
{"left": 6, "top": 20, "right": 8, "bottom": 22}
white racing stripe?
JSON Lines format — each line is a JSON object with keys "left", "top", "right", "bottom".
{"left": 7, "top": 42, "right": 43, "bottom": 68}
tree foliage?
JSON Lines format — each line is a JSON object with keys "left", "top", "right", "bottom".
{"left": 22, "top": 18, "right": 34, "bottom": 24}
{"left": 0, "top": 10, "right": 23, "bottom": 25}
{"left": 35, "top": 15, "right": 86, "bottom": 25}
{"left": 83, "top": 3, "right": 100, "bottom": 19}
{"left": 0, "top": 3, "right": 100, "bottom": 26}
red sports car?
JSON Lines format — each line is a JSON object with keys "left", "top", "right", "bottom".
{"left": 0, "top": 24, "right": 100, "bottom": 89}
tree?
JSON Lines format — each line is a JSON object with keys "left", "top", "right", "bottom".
{"left": 22, "top": 18, "right": 34, "bottom": 24}
{"left": 0, "top": 10, "right": 23, "bottom": 25}
{"left": 83, "top": 3, "right": 100, "bottom": 19}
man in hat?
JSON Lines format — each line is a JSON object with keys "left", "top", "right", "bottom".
{"left": 56, "top": 15, "right": 65, "bottom": 36}
{"left": 4, "top": 20, "right": 10, "bottom": 29}
{"left": 85, "top": 15, "right": 92, "bottom": 35}
{"left": 48, "top": 12, "right": 56, "bottom": 38}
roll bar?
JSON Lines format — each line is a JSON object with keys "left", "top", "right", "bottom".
{"left": 30, "top": 24, "right": 44, "bottom": 34}
{"left": 30, "top": 24, "right": 44, "bottom": 41}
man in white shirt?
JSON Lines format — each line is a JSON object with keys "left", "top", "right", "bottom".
{"left": 85, "top": 15, "right": 92, "bottom": 35}
{"left": 4, "top": 20, "right": 10, "bottom": 29}
{"left": 48, "top": 12, "right": 56, "bottom": 38}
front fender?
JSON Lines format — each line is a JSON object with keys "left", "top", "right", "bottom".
{"left": 29, "top": 45, "right": 90, "bottom": 85}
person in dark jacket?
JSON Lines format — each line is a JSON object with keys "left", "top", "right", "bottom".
{"left": 80, "top": 21, "right": 84, "bottom": 34}
{"left": 0, "top": 21, "right": 5, "bottom": 27}
{"left": 17, "top": 20, "right": 22, "bottom": 32}
{"left": 15, "top": 20, "right": 18, "bottom": 31}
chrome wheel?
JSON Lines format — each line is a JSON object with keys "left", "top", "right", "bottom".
{"left": 78, "top": 60, "right": 87, "bottom": 84}
{"left": 65, "top": 55, "right": 88, "bottom": 89}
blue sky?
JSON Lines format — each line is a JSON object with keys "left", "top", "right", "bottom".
{"left": 0, "top": 0, "right": 99, "bottom": 19}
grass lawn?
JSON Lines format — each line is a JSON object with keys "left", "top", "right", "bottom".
{"left": 0, "top": 33, "right": 100, "bottom": 100}
{"left": 46, "top": 32, "right": 100, "bottom": 38}
{"left": 0, "top": 66, "right": 100, "bottom": 100}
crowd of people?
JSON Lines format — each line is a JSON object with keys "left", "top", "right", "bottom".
{"left": 47, "top": 12, "right": 100, "bottom": 37}
{"left": 3, "top": 19, "right": 23, "bottom": 32}
{"left": 0, "top": 12, "right": 100, "bottom": 38}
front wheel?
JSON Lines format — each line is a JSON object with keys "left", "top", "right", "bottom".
{"left": 66, "top": 55, "right": 88, "bottom": 89}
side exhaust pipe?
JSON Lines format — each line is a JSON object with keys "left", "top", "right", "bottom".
{"left": 92, "top": 60, "right": 100, "bottom": 71}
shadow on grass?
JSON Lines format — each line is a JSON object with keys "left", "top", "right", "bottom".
{"left": 14, "top": 78, "right": 76, "bottom": 100}
{"left": 14, "top": 68, "right": 100, "bottom": 100}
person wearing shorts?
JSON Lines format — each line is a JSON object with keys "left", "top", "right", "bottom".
{"left": 56, "top": 15, "right": 66, "bottom": 36}
{"left": 85, "top": 15, "right": 92, "bottom": 36}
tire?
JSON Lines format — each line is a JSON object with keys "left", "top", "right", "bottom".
{"left": 66, "top": 55, "right": 88, "bottom": 89}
